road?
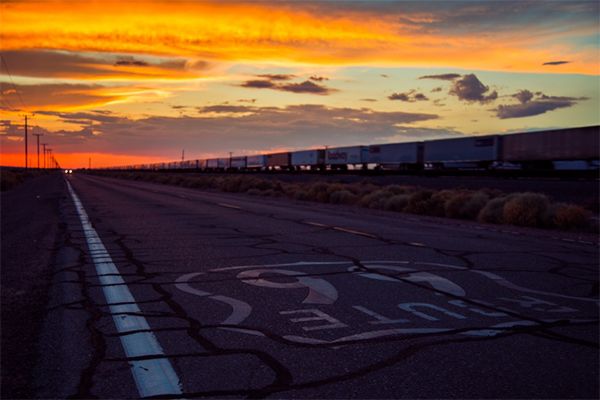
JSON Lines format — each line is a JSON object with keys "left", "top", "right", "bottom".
{"left": 35, "top": 173, "right": 598, "bottom": 398}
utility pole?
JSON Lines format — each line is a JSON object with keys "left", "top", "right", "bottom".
{"left": 47, "top": 149, "right": 52, "bottom": 169}
{"left": 229, "top": 151, "right": 233, "bottom": 169}
{"left": 42, "top": 143, "right": 47, "bottom": 168}
{"left": 24, "top": 115, "right": 28, "bottom": 169}
{"left": 33, "top": 132, "right": 43, "bottom": 168}
{"left": 89, "top": 157, "right": 91, "bottom": 169}
{"left": 181, "top": 149, "right": 184, "bottom": 161}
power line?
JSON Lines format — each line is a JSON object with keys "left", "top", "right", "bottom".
{"left": 0, "top": 54, "right": 26, "bottom": 110}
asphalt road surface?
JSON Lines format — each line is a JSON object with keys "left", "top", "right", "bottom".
{"left": 35, "top": 173, "right": 598, "bottom": 398}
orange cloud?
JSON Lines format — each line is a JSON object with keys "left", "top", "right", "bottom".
{"left": 0, "top": 81, "right": 171, "bottom": 112}
{"left": 1, "top": 1, "right": 597, "bottom": 74}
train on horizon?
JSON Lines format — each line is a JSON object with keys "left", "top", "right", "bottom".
{"left": 106, "top": 125, "right": 599, "bottom": 172}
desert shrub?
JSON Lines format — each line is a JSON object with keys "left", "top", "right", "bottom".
{"left": 384, "top": 194, "right": 410, "bottom": 211}
{"left": 426, "top": 190, "right": 456, "bottom": 217}
{"left": 306, "top": 182, "right": 331, "bottom": 202}
{"left": 293, "top": 190, "right": 310, "bottom": 201}
{"left": 359, "top": 189, "right": 393, "bottom": 209}
{"left": 246, "top": 188, "right": 262, "bottom": 196}
{"left": 445, "top": 191, "right": 490, "bottom": 220}
{"left": 329, "top": 190, "right": 358, "bottom": 204}
{"left": 386, "top": 184, "right": 413, "bottom": 195}
{"left": 478, "top": 195, "right": 520, "bottom": 224}
{"left": 404, "top": 190, "right": 434, "bottom": 214}
{"left": 461, "top": 192, "right": 490, "bottom": 219}
{"left": 551, "top": 204, "right": 591, "bottom": 230}
{"left": 503, "top": 192, "right": 550, "bottom": 227}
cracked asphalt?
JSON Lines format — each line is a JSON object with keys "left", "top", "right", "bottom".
{"left": 36, "top": 173, "right": 599, "bottom": 398}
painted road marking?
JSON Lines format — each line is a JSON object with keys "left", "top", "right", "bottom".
{"left": 332, "top": 226, "right": 377, "bottom": 239}
{"left": 66, "top": 181, "right": 182, "bottom": 398}
{"left": 217, "top": 202, "right": 242, "bottom": 210}
{"left": 305, "top": 221, "right": 329, "bottom": 227}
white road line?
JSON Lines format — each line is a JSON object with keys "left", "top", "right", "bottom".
{"left": 332, "top": 226, "right": 377, "bottom": 239}
{"left": 217, "top": 202, "right": 242, "bottom": 210}
{"left": 66, "top": 181, "right": 182, "bottom": 398}
{"left": 305, "top": 221, "right": 328, "bottom": 227}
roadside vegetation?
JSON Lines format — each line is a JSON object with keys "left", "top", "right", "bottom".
{"left": 0, "top": 168, "right": 49, "bottom": 191}
{"left": 90, "top": 171, "right": 596, "bottom": 231}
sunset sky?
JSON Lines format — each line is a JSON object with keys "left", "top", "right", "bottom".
{"left": 1, "top": 0, "right": 599, "bottom": 168}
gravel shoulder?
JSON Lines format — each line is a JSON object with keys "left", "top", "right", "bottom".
{"left": 1, "top": 173, "right": 65, "bottom": 398}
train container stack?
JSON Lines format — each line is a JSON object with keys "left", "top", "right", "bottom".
{"left": 266, "top": 152, "right": 292, "bottom": 170}
{"left": 291, "top": 149, "right": 325, "bottom": 170}
{"left": 368, "top": 142, "right": 423, "bottom": 169}
{"left": 326, "top": 146, "right": 368, "bottom": 169}
{"left": 104, "top": 125, "right": 599, "bottom": 173}
{"left": 424, "top": 135, "right": 501, "bottom": 169}
{"left": 501, "top": 126, "right": 599, "bottom": 170}
{"left": 246, "top": 155, "right": 267, "bottom": 170}
{"left": 230, "top": 156, "right": 247, "bottom": 170}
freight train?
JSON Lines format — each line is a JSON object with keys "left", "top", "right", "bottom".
{"left": 107, "top": 126, "right": 599, "bottom": 172}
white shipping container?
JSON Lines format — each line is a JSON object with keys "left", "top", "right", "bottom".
{"left": 246, "top": 155, "right": 267, "bottom": 168}
{"left": 291, "top": 149, "right": 325, "bottom": 166}
{"left": 368, "top": 142, "right": 420, "bottom": 164}
{"left": 206, "top": 159, "right": 219, "bottom": 168}
{"left": 326, "top": 146, "right": 368, "bottom": 165}
{"left": 230, "top": 156, "right": 247, "bottom": 169}
{"left": 217, "top": 158, "right": 230, "bottom": 168}
{"left": 424, "top": 136, "right": 499, "bottom": 162}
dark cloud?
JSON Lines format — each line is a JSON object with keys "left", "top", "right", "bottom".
{"left": 279, "top": 80, "right": 332, "bottom": 94}
{"left": 360, "top": 98, "right": 377, "bottom": 102}
{"left": 449, "top": 74, "right": 497, "bottom": 104}
{"left": 0, "top": 50, "right": 194, "bottom": 79}
{"left": 431, "top": 87, "right": 443, "bottom": 92}
{"left": 115, "top": 56, "right": 149, "bottom": 67}
{"left": 419, "top": 73, "right": 461, "bottom": 81}
{"left": 380, "top": 74, "right": 389, "bottom": 78}
{"left": 240, "top": 78, "right": 334, "bottom": 95}
{"left": 512, "top": 89, "right": 534, "bottom": 104}
{"left": 388, "top": 89, "right": 429, "bottom": 102}
{"left": 198, "top": 105, "right": 255, "bottom": 113}
{"left": 240, "top": 79, "right": 276, "bottom": 89}
{"left": 237, "top": 98, "right": 256, "bottom": 103}
{"left": 3, "top": 104, "right": 439, "bottom": 156}
{"left": 495, "top": 91, "right": 587, "bottom": 119}
{"left": 542, "top": 60, "right": 570, "bottom": 66}
{"left": 256, "top": 74, "right": 295, "bottom": 81}
{"left": 309, "top": 75, "right": 328, "bottom": 82}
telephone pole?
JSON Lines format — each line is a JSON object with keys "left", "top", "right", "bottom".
{"left": 24, "top": 115, "right": 28, "bottom": 168}
{"left": 181, "top": 149, "right": 184, "bottom": 161}
{"left": 33, "top": 132, "right": 43, "bottom": 168}
{"left": 42, "top": 143, "right": 47, "bottom": 169}
{"left": 89, "top": 157, "right": 91, "bottom": 169}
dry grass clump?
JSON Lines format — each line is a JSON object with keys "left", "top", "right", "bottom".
{"left": 552, "top": 204, "right": 591, "bottom": 230}
{"left": 384, "top": 194, "right": 410, "bottom": 211}
{"left": 93, "top": 171, "right": 595, "bottom": 232}
{"left": 329, "top": 190, "right": 358, "bottom": 204}
{"left": 503, "top": 192, "right": 550, "bottom": 227}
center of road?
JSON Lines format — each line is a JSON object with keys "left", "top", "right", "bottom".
{"left": 66, "top": 180, "right": 183, "bottom": 398}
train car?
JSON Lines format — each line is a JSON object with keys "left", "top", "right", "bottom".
{"left": 424, "top": 135, "right": 500, "bottom": 169}
{"left": 196, "top": 159, "right": 207, "bottom": 170}
{"left": 230, "top": 156, "right": 247, "bottom": 170}
{"left": 217, "top": 157, "right": 230, "bottom": 170}
{"left": 291, "top": 149, "right": 325, "bottom": 170}
{"left": 326, "top": 146, "right": 369, "bottom": 169}
{"left": 501, "top": 126, "right": 599, "bottom": 170}
{"left": 246, "top": 155, "right": 267, "bottom": 170}
{"left": 266, "top": 152, "right": 291, "bottom": 170}
{"left": 368, "top": 142, "right": 423, "bottom": 170}
{"left": 206, "top": 159, "right": 219, "bottom": 170}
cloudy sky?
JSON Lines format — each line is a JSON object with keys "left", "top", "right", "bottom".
{"left": 1, "top": 0, "right": 598, "bottom": 168}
